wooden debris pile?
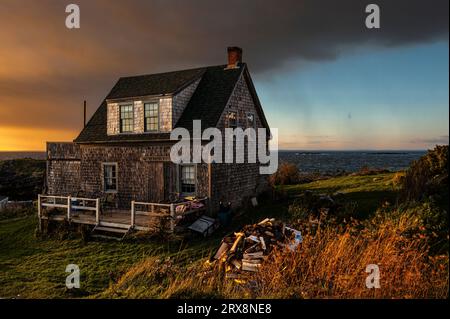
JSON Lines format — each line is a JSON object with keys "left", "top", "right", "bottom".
{"left": 210, "top": 218, "right": 302, "bottom": 275}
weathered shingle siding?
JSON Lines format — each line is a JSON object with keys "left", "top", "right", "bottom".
{"left": 216, "top": 73, "right": 263, "bottom": 131}
{"left": 77, "top": 144, "right": 209, "bottom": 208}
{"left": 46, "top": 143, "right": 81, "bottom": 196}
{"left": 211, "top": 73, "right": 269, "bottom": 210}
{"left": 107, "top": 98, "right": 173, "bottom": 135}
{"left": 159, "top": 97, "right": 172, "bottom": 132}
{"left": 107, "top": 103, "right": 120, "bottom": 135}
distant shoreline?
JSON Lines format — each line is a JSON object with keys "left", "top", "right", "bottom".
{"left": 0, "top": 150, "right": 426, "bottom": 175}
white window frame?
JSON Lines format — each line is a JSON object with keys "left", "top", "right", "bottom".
{"left": 179, "top": 164, "right": 196, "bottom": 195}
{"left": 143, "top": 100, "right": 160, "bottom": 132}
{"left": 102, "top": 162, "right": 118, "bottom": 193}
{"left": 119, "top": 103, "right": 134, "bottom": 133}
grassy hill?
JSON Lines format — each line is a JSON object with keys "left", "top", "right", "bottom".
{"left": 0, "top": 159, "right": 45, "bottom": 200}
{"left": 1, "top": 170, "right": 447, "bottom": 299}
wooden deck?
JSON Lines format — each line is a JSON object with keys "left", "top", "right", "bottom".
{"left": 40, "top": 210, "right": 156, "bottom": 231}
{"left": 38, "top": 195, "right": 208, "bottom": 233}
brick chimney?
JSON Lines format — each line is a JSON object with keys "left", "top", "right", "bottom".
{"left": 226, "top": 46, "right": 242, "bottom": 69}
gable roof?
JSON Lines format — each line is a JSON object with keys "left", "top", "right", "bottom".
{"left": 74, "top": 63, "right": 268, "bottom": 144}
{"left": 174, "top": 65, "right": 243, "bottom": 131}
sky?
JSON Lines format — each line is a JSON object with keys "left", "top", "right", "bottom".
{"left": 0, "top": 0, "right": 448, "bottom": 151}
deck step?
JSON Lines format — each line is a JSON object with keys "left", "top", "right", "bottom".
{"left": 98, "top": 221, "right": 130, "bottom": 229}
{"left": 91, "top": 225, "right": 132, "bottom": 241}
{"left": 94, "top": 226, "right": 128, "bottom": 234}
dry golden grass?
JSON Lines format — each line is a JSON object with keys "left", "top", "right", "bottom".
{"left": 104, "top": 211, "right": 448, "bottom": 299}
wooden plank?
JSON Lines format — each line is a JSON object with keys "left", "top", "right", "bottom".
{"left": 72, "top": 197, "right": 98, "bottom": 202}
{"left": 96, "top": 198, "right": 100, "bottom": 224}
{"left": 41, "top": 203, "right": 68, "bottom": 209}
{"left": 37, "top": 194, "right": 42, "bottom": 232}
{"left": 67, "top": 196, "right": 71, "bottom": 220}
{"left": 170, "top": 204, "right": 175, "bottom": 232}
{"left": 71, "top": 205, "right": 97, "bottom": 211}
{"left": 95, "top": 226, "right": 128, "bottom": 234}
{"left": 99, "top": 221, "right": 130, "bottom": 229}
{"left": 135, "top": 211, "right": 169, "bottom": 217}
{"left": 134, "top": 201, "right": 171, "bottom": 207}
{"left": 40, "top": 195, "right": 68, "bottom": 200}
{"left": 131, "top": 200, "right": 135, "bottom": 228}
{"left": 44, "top": 215, "right": 66, "bottom": 221}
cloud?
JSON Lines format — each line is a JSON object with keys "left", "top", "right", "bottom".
{"left": 0, "top": 0, "right": 448, "bottom": 139}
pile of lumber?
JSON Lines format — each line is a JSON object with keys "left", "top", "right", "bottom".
{"left": 211, "top": 218, "right": 302, "bottom": 274}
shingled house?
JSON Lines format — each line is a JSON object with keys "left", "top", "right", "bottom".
{"left": 46, "top": 47, "right": 270, "bottom": 213}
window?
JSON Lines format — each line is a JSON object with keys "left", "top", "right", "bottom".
{"left": 247, "top": 113, "right": 255, "bottom": 128}
{"left": 120, "top": 104, "right": 134, "bottom": 133}
{"left": 227, "top": 111, "right": 237, "bottom": 128}
{"left": 180, "top": 165, "right": 196, "bottom": 194}
{"left": 103, "top": 163, "right": 118, "bottom": 192}
{"left": 144, "top": 102, "right": 159, "bottom": 132}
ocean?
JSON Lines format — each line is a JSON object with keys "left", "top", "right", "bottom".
{"left": 0, "top": 150, "right": 426, "bottom": 174}
{"left": 279, "top": 150, "right": 426, "bottom": 174}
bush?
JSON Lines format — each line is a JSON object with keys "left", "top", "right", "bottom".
{"left": 269, "top": 162, "right": 300, "bottom": 185}
{"left": 401, "top": 145, "right": 448, "bottom": 202}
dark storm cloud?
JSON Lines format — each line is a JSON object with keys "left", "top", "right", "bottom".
{"left": 0, "top": 0, "right": 448, "bottom": 131}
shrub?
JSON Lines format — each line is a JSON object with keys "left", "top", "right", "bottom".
{"left": 401, "top": 145, "right": 448, "bottom": 202}
{"left": 269, "top": 162, "right": 300, "bottom": 185}
{"left": 105, "top": 209, "right": 448, "bottom": 299}
{"left": 392, "top": 171, "right": 405, "bottom": 188}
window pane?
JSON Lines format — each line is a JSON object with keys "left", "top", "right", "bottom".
{"left": 181, "top": 165, "right": 195, "bottom": 193}
{"left": 120, "top": 105, "right": 134, "bottom": 132}
{"left": 104, "top": 164, "right": 117, "bottom": 191}
{"left": 144, "top": 102, "right": 159, "bottom": 132}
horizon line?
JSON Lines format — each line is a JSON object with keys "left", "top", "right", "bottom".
{"left": 0, "top": 148, "right": 433, "bottom": 153}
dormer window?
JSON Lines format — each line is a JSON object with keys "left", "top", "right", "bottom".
{"left": 120, "top": 104, "right": 134, "bottom": 133}
{"left": 144, "top": 102, "right": 159, "bottom": 132}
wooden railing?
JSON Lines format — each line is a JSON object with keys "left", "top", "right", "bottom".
{"left": 38, "top": 194, "right": 207, "bottom": 233}
{"left": 131, "top": 197, "right": 208, "bottom": 232}
{"left": 38, "top": 194, "right": 100, "bottom": 230}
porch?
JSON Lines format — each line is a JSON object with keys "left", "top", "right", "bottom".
{"left": 37, "top": 194, "right": 208, "bottom": 235}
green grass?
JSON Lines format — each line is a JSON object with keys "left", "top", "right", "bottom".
{"left": 0, "top": 172, "right": 399, "bottom": 298}
{"left": 0, "top": 216, "right": 221, "bottom": 298}
{"left": 281, "top": 172, "right": 400, "bottom": 218}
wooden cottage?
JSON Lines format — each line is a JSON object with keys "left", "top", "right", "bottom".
{"left": 42, "top": 47, "right": 270, "bottom": 234}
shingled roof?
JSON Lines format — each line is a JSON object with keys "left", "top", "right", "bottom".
{"left": 74, "top": 62, "right": 268, "bottom": 144}
{"left": 106, "top": 67, "right": 205, "bottom": 100}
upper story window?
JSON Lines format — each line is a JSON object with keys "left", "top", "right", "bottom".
{"left": 144, "top": 102, "right": 159, "bottom": 132}
{"left": 120, "top": 104, "right": 134, "bottom": 133}
{"left": 227, "top": 111, "right": 237, "bottom": 129}
{"left": 103, "top": 163, "right": 118, "bottom": 192}
{"left": 247, "top": 113, "right": 255, "bottom": 128}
